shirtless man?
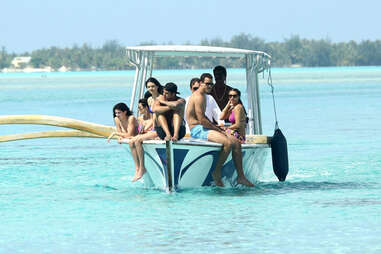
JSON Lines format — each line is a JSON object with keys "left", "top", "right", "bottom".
{"left": 185, "top": 77, "right": 223, "bottom": 132}
{"left": 186, "top": 73, "right": 254, "bottom": 187}
{"left": 152, "top": 82, "right": 186, "bottom": 141}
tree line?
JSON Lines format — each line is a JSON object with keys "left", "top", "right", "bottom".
{"left": 1, "top": 34, "right": 381, "bottom": 71}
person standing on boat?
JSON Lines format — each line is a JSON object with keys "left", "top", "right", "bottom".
{"left": 152, "top": 82, "right": 186, "bottom": 141}
{"left": 107, "top": 103, "right": 138, "bottom": 141}
{"left": 186, "top": 73, "right": 254, "bottom": 187}
{"left": 210, "top": 65, "right": 233, "bottom": 110}
{"left": 184, "top": 77, "right": 223, "bottom": 133}
{"left": 219, "top": 88, "right": 247, "bottom": 144}
{"left": 128, "top": 98, "right": 158, "bottom": 182}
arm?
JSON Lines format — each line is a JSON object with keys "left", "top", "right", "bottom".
{"left": 152, "top": 96, "right": 171, "bottom": 114}
{"left": 158, "top": 98, "right": 185, "bottom": 111}
{"left": 109, "top": 116, "right": 137, "bottom": 139}
{"left": 194, "top": 94, "right": 224, "bottom": 132}
{"left": 107, "top": 117, "right": 127, "bottom": 142}
{"left": 219, "top": 98, "right": 233, "bottom": 120}
{"left": 143, "top": 118, "right": 154, "bottom": 132}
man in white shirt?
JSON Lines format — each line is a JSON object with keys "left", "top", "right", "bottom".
{"left": 185, "top": 78, "right": 223, "bottom": 133}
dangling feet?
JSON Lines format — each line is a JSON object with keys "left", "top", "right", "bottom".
{"left": 131, "top": 167, "right": 140, "bottom": 182}
{"left": 211, "top": 170, "right": 224, "bottom": 187}
{"left": 132, "top": 167, "right": 146, "bottom": 182}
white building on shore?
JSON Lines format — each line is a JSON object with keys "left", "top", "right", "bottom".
{"left": 11, "top": 56, "right": 32, "bottom": 68}
{"left": 1, "top": 56, "right": 54, "bottom": 73}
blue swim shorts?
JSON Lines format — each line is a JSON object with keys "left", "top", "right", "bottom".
{"left": 190, "top": 125, "right": 210, "bottom": 140}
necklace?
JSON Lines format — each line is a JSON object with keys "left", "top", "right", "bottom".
{"left": 214, "top": 85, "right": 227, "bottom": 101}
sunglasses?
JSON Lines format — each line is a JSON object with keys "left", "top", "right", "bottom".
{"left": 205, "top": 82, "right": 214, "bottom": 86}
{"left": 229, "top": 94, "right": 239, "bottom": 98}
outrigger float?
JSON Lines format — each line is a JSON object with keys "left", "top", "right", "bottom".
{"left": 0, "top": 45, "right": 288, "bottom": 191}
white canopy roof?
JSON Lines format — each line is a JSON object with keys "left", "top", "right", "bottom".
{"left": 126, "top": 45, "right": 271, "bottom": 134}
{"left": 126, "top": 45, "right": 271, "bottom": 58}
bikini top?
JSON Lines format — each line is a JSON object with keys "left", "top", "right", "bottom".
{"left": 228, "top": 111, "right": 235, "bottom": 124}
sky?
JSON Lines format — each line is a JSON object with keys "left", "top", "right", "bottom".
{"left": 1, "top": 0, "right": 380, "bottom": 53}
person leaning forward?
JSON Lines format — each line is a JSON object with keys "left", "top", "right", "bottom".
{"left": 186, "top": 73, "right": 254, "bottom": 187}
{"left": 152, "top": 82, "right": 186, "bottom": 141}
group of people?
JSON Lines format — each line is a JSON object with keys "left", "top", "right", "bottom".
{"left": 108, "top": 66, "right": 254, "bottom": 187}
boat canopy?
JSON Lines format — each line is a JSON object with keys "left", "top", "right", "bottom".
{"left": 126, "top": 45, "right": 271, "bottom": 135}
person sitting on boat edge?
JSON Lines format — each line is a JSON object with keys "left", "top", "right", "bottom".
{"left": 184, "top": 77, "right": 223, "bottom": 133}
{"left": 220, "top": 88, "right": 246, "bottom": 144}
{"left": 137, "top": 98, "right": 154, "bottom": 134}
{"left": 144, "top": 77, "right": 163, "bottom": 111}
{"left": 107, "top": 102, "right": 138, "bottom": 142}
{"left": 128, "top": 98, "right": 158, "bottom": 182}
{"left": 186, "top": 73, "right": 254, "bottom": 187}
{"left": 152, "top": 82, "right": 186, "bottom": 141}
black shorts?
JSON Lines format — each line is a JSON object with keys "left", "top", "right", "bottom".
{"left": 155, "top": 125, "right": 186, "bottom": 140}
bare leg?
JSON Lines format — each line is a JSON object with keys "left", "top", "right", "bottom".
{"left": 129, "top": 140, "right": 140, "bottom": 179}
{"left": 156, "top": 114, "right": 171, "bottom": 140}
{"left": 207, "top": 130, "right": 232, "bottom": 187}
{"left": 171, "top": 112, "right": 181, "bottom": 141}
{"left": 132, "top": 131, "right": 158, "bottom": 182}
{"left": 228, "top": 136, "right": 254, "bottom": 187}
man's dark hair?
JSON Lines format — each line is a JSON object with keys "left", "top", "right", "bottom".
{"left": 189, "top": 78, "right": 200, "bottom": 89}
{"left": 213, "top": 65, "right": 227, "bottom": 77}
{"left": 200, "top": 73, "right": 213, "bottom": 83}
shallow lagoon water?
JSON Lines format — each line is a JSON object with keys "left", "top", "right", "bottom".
{"left": 1, "top": 67, "right": 381, "bottom": 253}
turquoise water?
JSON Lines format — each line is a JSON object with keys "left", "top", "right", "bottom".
{"left": 1, "top": 67, "right": 381, "bottom": 253}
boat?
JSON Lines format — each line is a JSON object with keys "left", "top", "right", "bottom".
{"left": 0, "top": 45, "right": 288, "bottom": 191}
{"left": 124, "top": 45, "right": 275, "bottom": 191}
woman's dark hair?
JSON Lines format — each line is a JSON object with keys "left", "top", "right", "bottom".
{"left": 113, "top": 102, "right": 133, "bottom": 118}
{"left": 144, "top": 77, "right": 163, "bottom": 98}
{"left": 230, "top": 88, "right": 248, "bottom": 123}
{"left": 138, "top": 98, "right": 149, "bottom": 108}
{"left": 230, "top": 88, "right": 242, "bottom": 104}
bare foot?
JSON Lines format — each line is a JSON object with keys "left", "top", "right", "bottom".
{"left": 171, "top": 135, "right": 178, "bottom": 141}
{"left": 212, "top": 170, "right": 224, "bottom": 187}
{"left": 131, "top": 167, "right": 140, "bottom": 182}
{"left": 131, "top": 175, "right": 139, "bottom": 182}
{"left": 132, "top": 168, "right": 146, "bottom": 182}
{"left": 164, "top": 135, "right": 171, "bottom": 141}
{"left": 237, "top": 176, "right": 254, "bottom": 187}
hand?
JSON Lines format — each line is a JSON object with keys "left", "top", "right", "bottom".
{"left": 107, "top": 132, "right": 115, "bottom": 143}
{"left": 128, "top": 137, "right": 136, "bottom": 144}
{"left": 171, "top": 134, "right": 179, "bottom": 141}
{"left": 229, "top": 99, "right": 234, "bottom": 109}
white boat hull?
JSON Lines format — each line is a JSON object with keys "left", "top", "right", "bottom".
{"left": 124, "top": 139, "right": 269, "bottom": 191}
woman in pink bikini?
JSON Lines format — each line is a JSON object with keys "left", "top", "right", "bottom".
{"left": 128, "top": 98, "right": 158, "bottom": 182}
{"left": 219, "top": 88, "right": 247, "bottom": 143}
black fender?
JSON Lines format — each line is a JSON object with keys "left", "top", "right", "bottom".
{"left": 271, "top": 128, "right": 289, "bottom": 181}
